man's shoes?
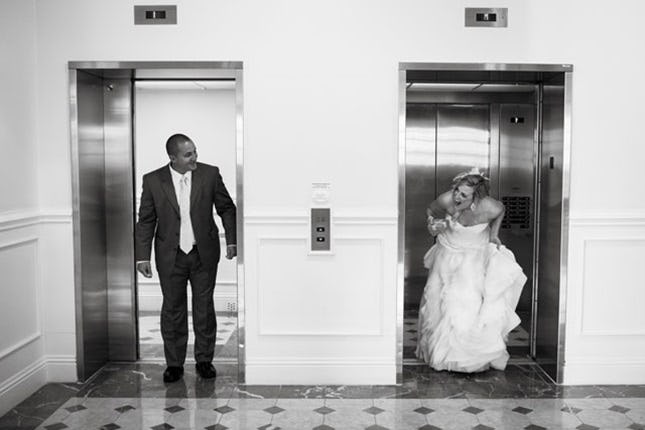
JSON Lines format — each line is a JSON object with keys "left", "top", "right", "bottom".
{"left": 163, "top": 366, "right": 184, "bottom": 383}
{"left": 196, "top": 362, "right": 217, "bottom": 379}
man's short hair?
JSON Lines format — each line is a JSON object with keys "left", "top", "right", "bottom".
{"left": 166, "top": 133, "right": 192, "bottom": 156}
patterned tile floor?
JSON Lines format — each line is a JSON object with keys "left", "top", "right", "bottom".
{"left": 139, "top": 312, "right": 238, "bottom": 361}
{"left": 2, "top": 363, "right": 645, "bottom": 430}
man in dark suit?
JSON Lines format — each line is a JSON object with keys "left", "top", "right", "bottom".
{"left": 135, "top": 133, "right": 236, "bottom": 383}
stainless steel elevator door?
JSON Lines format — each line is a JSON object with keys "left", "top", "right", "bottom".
{"left": 535, "top": 84, "right": 565, "bottom": 381}
{"left": 404, "top": 104, "right": 437, "bottom": 308}
{"left": 404, "top": 104, "right": 490, "bottom": 314}
{"left": 436, "top": 105, "right": 491, "bottom": 194}
{"left": 74, "top": 70, "right": 109, "bottom": 380}
{"left": 498, "top": 104, "right": 536, "bottom": 327}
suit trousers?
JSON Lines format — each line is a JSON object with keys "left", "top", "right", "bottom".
{"left": 159, "top": 246, "right": 218, "bottom": 367}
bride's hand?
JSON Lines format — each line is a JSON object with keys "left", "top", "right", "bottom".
{"left": 490, "top": 235, "right": 502, "bottom": 249}
{"left": 427, "top": 219, "right": 447, "bottom": 236}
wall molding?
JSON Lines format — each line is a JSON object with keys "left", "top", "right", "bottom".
{"left": 0, "top": 332, "right": 42, "bottom": 361}
{"left": 579, "top": 236, "right": 645, "bottom": 337}
{"left": 0, "top": 209, "right": 72, "bottom": 232}
{"left": 256, "top": 236, "right": 385, "bottom": 336}
{"left": 245, "top": 212, "right": 397, "bottom": 226}
{"left": 569, "top": 212, "right": 645, "bottom": 227}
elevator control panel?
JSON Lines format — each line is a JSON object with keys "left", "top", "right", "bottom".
{"left": 310, "top": 208, "right": 331, "bottom": 252}
{"left": 501, "top": 196, "right": 531, "bottom": 230}
{"left": 465, "top": 8, "right": 508, "bottom": 27}
{"left": 134, "top": 5, "right": 177, "bottom": 25}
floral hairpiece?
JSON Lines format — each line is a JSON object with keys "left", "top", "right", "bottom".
{"left": 452, "top": 167, "right": 490, "bottom": 183}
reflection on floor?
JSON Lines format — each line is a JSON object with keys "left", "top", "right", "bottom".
{"left": 404, "top": 309, "right": 531, "bottom": 362}
{"left": 139, "top": 311, "right": 238, "bottom": 361}
{"left": 2, "top": 363, "right": 645, "bottom": 430}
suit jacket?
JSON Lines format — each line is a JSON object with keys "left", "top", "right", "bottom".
{"left": 135, "top": 162, "right": 236, "bottom": 279}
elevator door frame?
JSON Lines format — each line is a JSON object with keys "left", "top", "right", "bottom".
{"left": 397, "top": 62, "right": 573, "bottom": 384}
{"left": 69, "top": 61, "right": 246, "bottom": 382}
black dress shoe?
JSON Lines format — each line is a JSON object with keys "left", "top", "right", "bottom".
{"left": 196, "top": 362, "right": 217, "bottom": 379}
{"left": 163, "top": 366, "right": 184, "bottom": 383}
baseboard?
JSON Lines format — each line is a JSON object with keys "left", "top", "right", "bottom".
{"left": 245, "top": 358, "right": 395, "bottom": 385}
{"left": 45, "top": 355, "right": 77, "bottom": 382}
{"left": 564, "top": 358, "right": 645, "bottom": 385}
{"left": 0, "top": 355, "right": 76, "bottom": 416}
{"left": 0, "top": 358, "right": 47, "bottom": 417}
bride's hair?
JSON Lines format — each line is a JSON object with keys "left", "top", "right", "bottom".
{"left": 452, "top": 170, "right": 490, "bottom": 200}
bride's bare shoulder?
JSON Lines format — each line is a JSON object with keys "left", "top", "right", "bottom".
{"left": 479, "top": 196, "right": 504, "bottom": 217}
{"left": 437, "top": 191, "right": 453, "bottom": 208}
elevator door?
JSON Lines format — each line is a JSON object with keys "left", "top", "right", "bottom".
{"left": 405, "top": 104, "right": 491, "bottom": 312}
{"left": 72, "top": 71, "right": 136, "bottom": 381}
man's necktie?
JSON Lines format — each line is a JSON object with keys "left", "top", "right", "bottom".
{"left": 179, "top": 175, "right": 195, "bottom": 253}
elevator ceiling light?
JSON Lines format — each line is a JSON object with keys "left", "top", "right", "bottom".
{"left": 134, "top": 80, "right": 235, "bottom": 91}
{"left": 407, "top": 83, "right": 535, "bottom": 93}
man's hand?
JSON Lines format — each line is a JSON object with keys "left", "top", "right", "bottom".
{"left": 226, "top": 244, "right": 237, "bottom": 260}
{"left": 136, "top": 261, "right": 153, "bottom": 278}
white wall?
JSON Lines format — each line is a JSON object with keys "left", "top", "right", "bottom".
{"left": 17, "top": 0, "right": 645, "bottom": 389}
{"left": 134, "top": 85, "right": 238, "bottom": 312}
{"left": 0, "top": 0, "right": 51, "bottom": 417}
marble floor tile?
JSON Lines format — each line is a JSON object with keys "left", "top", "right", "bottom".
{"left": 423, "top": 410, "right": 480, "bottom": 430}
{"left": 607, "top": 398, "right": 645, "bottom": 409}
{"left": 476, "top": 408, "right": 533, "bottom": 430}
{"left": 576, "top": 408, "right": 635, "bottom": 428}
{"left": 528, "top": 407, "right": 583, "bottom": 429}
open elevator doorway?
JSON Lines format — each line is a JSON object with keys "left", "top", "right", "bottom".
{"left": 69, "top": 62, "right": 245, "bottom": 383}
{"left": 134, "top": 78, "right": 240, "bottom": 366}
{"left": 397, "top": 63, "right": 572, "bottom": 383}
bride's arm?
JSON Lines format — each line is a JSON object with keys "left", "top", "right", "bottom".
{"left": 486, "top": 198, "right": 505, "bottom": 248}
{"left": 427, "top": 192, "right": 452, "bottom": 236}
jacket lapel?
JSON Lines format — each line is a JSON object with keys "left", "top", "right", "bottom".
{"left": 160, "top": 167, "right": 180, "bottom": 216}
{"left": 190, "top": 165, "right": 203, "bottom": 209}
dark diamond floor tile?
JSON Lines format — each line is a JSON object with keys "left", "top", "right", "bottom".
{"left": 44, "top": 424, "right": 68, "bottom": 430}
{"left": 115, "top": 405, "right": 136, "bottom": 413}
{"left": 576, "top": 425, "right": 600, "bottom": 430}
{"left": 313, "top": 425, "right": 335, "bottom": 430}
{"left": 609, "top": 404, "right": 630, "bottom": 413}
{"left": 366, "top": 425, "right": 389, "bottom": 430}
{"left": 561, "top": 406, "right": 582, "bottom": 414}
{"left": 205, "top": 424, "right": 229, "bottom": 430}
{"left": 628, "top": 424, "right": 645, "bottom": 430}
{"left": 419, "top": 425, "right": 443, "bottom": 430}
{"left": 524, "top": 425, "right": 547, "bottom": 430}
{"left": 414, "top": 406, "right": 434, "bottom": 415}
{"left": 463, "top": 406, "right": 484, "bottom": 415}
{"left": 151, "top": 424, "right": 174, "bottom": 430}
{"left": 64, "top": 404, "right": 87, "bottom": 413}
{"left": 214, "top": 405, "right": 235, "bottom": 414}
{"left": 314, "top": 406, "right": 335, "bottom": 415}
{"left": 363, "top": 406, "right": 385, "bottom": 415}
{"left": 164, "top": 405, "right": 185, "bottom": 413}
{"left": 263, "top": 405, "right": 285, "bottom": 415}
{"left": 512, "top": 406, "right": 533, "bottom": 414}
{"left": 473, "top": 425, "right": 495, "bottom": 430}
{"left": 100, "top": 424, "right": 121, "bottom": 430}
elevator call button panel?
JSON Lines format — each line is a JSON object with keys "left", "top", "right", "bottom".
{"left": 310, "top": 208, "right": 331, "bottom": 252}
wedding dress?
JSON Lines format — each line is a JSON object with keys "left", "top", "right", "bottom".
{"left": 415, "top": 216, "right": 527, "bottom": 372}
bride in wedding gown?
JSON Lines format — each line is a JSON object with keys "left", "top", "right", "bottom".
{"left": 415, "top": 169, "right": 527, "bottom": 372}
